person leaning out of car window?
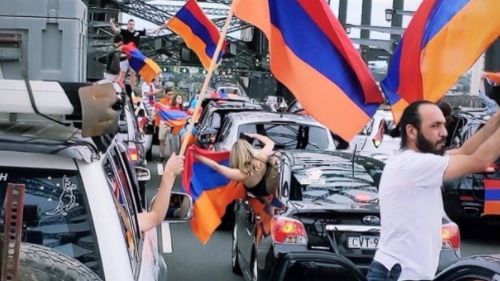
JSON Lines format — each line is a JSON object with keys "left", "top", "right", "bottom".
{"left": 137, "top": 153, "right": 184, "bottom": 232}
{"left": 193, "top": 133, "right": 279, "bottom": 203}
{"left": 367, "top": 101, "right": 500, "bottom": 281}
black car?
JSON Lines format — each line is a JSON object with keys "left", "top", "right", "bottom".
{"left": 232, "top": 150, "right": 461, "bottom": 281}
{"left": 442, "top": 108, "right": 500, "bottom": 223}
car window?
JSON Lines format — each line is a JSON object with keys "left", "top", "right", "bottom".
{"left": 217, "top": 118, "right": 233, "bottom": 142}
{"left": 103, "top": 148, "right": 142, "bottom": 279}
{"left": 238, "top": 123, "right": 330, "bottom": 150}
{"left": 289, "top": 156, "right": 383, "bottom": 202}
{"left": 198, "top": 106, "right": 211, "bottom": 127}
{"left": 0, "top": 167, "right": 104, "bottom": 278}
{"left": 208, "top": 112, "right": 222, "bottom": 129}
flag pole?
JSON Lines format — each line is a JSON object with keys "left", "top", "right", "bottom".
{"left": 178, "top": 6, "right": 234, "bottom": 156}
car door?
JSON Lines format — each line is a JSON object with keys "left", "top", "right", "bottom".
{"left": 104, "top": 145, "right": 162, "bottom": 281}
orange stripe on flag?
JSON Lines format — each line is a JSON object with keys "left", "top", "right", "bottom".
{"left": 168, "top": 17, "right": 212, "bottom": 69}
{"left": 190, "top": 181, "right": 245, "bottom": 244}
{"left": 269, "top": 26, "right": 371, "bottom": 140}
{"left": 234, "top": 0, "right": 271, "bottom": 35}
{"left": 138, "top": 58, "right": 161, "bottom": 83}
{"left": 484, "top": 201, "right": 500, "bottom": 216}
{"left": 421, "top": 0, "right": 500, "bottom": 103}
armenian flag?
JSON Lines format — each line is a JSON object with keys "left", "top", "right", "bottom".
{"left": 382, "top": 0, "right": 500, "bottom": 122}
{"left": 167, "top": 0, "right": 226, "bottom": 70}
{"left": 183, "top": 146, "right": 245, "bottom": 244}
{"left": 157, "top": 104, "right": 190, "bottom": 128}
{"left": 233, "top": 0, "right": 383, "bottom": 142}
{"left": 484, "top": 179, "right": 500, "bottom": 216}
{"left": 121, "top": 43, "right": 161, "bottom": 83}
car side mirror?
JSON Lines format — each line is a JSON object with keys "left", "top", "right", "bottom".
{"left": 372, "top": 119, "right": 387, "bottom": 148}
{"left": 135, "top": 166, "right": 151, "bottom": 182}
{"left": 197, "top": 127, "right": 218, "bottom": 146}
{"left": 164, "top": 192, "right": 193, "bottom": 222}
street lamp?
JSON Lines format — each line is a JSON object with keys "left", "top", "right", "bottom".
{"left": 385, "top": 9, "right": 415, "bottom": 22}
{"left": 345, "top": 24, "right": 352, "bottom": 35}
{"left": 385, "top": 9, "right": 394, "bottom": 22}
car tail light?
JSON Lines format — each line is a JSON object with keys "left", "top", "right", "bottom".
{"left": 354, "top": 192, "right": 376, "bottom": 203}
{"left": 271, "top": 216, "right": 308, "bottom": 245}
{"left": 128, "top": 146, "right": 139, "bottom": 162}
{"left": 441, "top": 222, "right": 460, "bottom": 250}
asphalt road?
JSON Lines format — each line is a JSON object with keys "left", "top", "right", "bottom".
{"left": 145, "top": 154, "right": 500, "bottom": 281}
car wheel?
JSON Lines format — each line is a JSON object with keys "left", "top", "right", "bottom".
{"left": 231, "top": 223, "right": 242, "bottom": 275}
{"left": 18, "top": 242, "right": 102, "bottom": 281}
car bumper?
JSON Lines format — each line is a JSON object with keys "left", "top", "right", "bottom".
{"left": 266, "top": 251, "right": 367, "bottom": 281}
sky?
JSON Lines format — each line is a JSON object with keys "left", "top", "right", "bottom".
{"left": 329, "top": 0, "right": 422, "bottom": 40}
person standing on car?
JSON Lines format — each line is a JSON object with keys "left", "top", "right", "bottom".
{"left": 367, "top": 100, "right": 500, "bottom": 281}
{"left": 109, "top": 18, "right": 163, "bottom": 87}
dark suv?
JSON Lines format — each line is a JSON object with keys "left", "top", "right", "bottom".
{"left": 232, "top": 150, "right": 461, "bottom": 281}
{"left": 442, "top": 108, "right": 500, "bottom": 222}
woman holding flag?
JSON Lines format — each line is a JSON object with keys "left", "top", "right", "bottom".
{"left": 194, "top": 133, "right": 279, "bottom": 198}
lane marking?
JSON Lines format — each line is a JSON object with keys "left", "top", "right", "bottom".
{"left": 157, "top": 163, "right": 164, "bottom": 176}
{"left": 161, "top": 222, "right": 173, "bottom": 254}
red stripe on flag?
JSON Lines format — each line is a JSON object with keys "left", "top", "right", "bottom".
{"left": 398, "top": 0, "right": 439, "bottom": 103}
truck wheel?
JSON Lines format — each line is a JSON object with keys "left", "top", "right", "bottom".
{"left": 18, "top": 243, "right": 102, "bottom": 281}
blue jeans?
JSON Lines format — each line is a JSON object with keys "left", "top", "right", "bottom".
{"left": 366, "top": 260, "right": 402, "bottom": 281}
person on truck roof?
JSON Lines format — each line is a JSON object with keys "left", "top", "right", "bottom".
{"left": 109, "top": 18, "right": 163, "bottom": 88}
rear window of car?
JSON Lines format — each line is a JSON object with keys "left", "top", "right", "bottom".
{"left": 238, "top": 123, "right": 330, "bottom": 150}
{"left": 0, "top": 167, "right": 103, "bottom": 277}
{"left": 289, "top": 157, "right": 383, "bottom": 202}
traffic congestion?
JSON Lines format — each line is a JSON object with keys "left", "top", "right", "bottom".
{"left": 0, "top": 0, "right": 500, "bottom": 281}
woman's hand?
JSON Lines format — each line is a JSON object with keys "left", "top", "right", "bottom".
{"left": 164, "top": 153, "right": 184, "bottom": 176}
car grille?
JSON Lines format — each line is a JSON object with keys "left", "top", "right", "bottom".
{"left": 296, "top": 212, "right": 380, "bottom": 273}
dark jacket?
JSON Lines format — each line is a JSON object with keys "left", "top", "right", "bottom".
{"left": 105, "top": 44, "right": 121, "bottom": 75}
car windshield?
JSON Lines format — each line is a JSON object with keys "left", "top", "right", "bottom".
{"left": 238, "top": 123, "right": 330, "bottom": 150}
{"left": 290, "top": 156, "right": 383, "bottom": 203}
{"left": 0, "top": 167, "right": 103, "bottom": 277}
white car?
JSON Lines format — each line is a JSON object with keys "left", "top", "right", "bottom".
{"left": 204, "top": 111, "right": 337, "bottom": 152}
{"left": 349, "top": 109, "right": 400, "bottom": 161}
{"left": 0, "top": 80, "right": 190, "bottom": 281}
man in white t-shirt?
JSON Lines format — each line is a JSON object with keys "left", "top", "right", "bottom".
{"left": 367, "top": 101, "right": 500, "bottom": 281}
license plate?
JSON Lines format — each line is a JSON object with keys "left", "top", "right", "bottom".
{"left": 347, "top": 236, "right": 379, "bottom": 249}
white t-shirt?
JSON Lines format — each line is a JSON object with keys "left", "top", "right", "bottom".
{"left": 141, "top": 82, "right": 156, "bottom": 108}
{"left": 374, "top": 149, "right": 449, "bottom": 280}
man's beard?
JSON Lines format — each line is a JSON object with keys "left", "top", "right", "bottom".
{"left": 416, "top": 130, "right": 446, "bottom": 155}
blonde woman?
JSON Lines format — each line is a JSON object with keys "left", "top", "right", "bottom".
{"left": 194, "top": 133, "right": 278, "bottom": 197}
